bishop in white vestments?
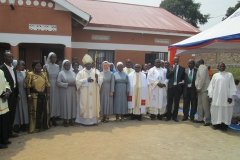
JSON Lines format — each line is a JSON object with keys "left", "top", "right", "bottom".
{"left": 75, "top": 54, "right": 102, "bottom": 125}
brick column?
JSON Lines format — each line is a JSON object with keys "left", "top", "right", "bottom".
{"left": 64, "top": 47, "right": 72, "bottom": 61}
{"left": 10, "top": 45, "right": 19, "bottom": 59}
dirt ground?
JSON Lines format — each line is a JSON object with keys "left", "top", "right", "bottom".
{"left": 0, "top": 116, "right": 240, "bottom": 160}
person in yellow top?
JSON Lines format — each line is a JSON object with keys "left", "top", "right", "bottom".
{"left": 25, "top": 61, "right": 50, "bottom": 133}
{"left": 0, "top": 69, "right": 11, "bottom": 149}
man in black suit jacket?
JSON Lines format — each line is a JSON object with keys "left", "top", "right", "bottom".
{"left": 0, "top": 51, "right": 19, "bottom": 137}
{"left": 166, "top": 56, "right": 185, "bottom": 122}
{"left": 182, "top": 59, "right": 197, "bottom": 121}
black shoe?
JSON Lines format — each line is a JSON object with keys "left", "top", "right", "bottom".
{"left": 5, "top": 141, "right": 11, "bottom": 145}
{"left": 150, "top": 114, "right": 156, "bottom": 120}
{"left": 182, "top": 117, "right": 188, "bottom": 121}
{"left": 161, "top": 113, "right": 167, "bottom": 118}
{"left": 190, "top": 116, "right": 195, "bottom": 121}
{"left": 157, "top": 115, "right": 163, "bottom": 120}
{"left": 220, "top": 123, "right": 228, "bottom": 131}
{"left": 63, "top": 120, "right": 69, "bottom": 127}
{"left": 194, "top": 120, "right": 204, "bottom": 124}
{"left": 204, "top": 123, "right": 211, "bottom": 126}
{"left": 138, "top": 115, "right": 142, "bottom": 121}
{"left": 52, "top": 118, "right": 58, "bottom": 126}
{"left": 0, "top": 144, "right": 8, "bottom": 149}
{"left": 20, "top": 124, "right": 28, "bottom": 132}
{"left": 13, "top": 125, "right": 20, "bottom": 133}
{"left": 190, "top": 118, "right": 195, "bottom": 122}
{"left": 69, "top": 119, "right": 75, "bottom": 126}
{"left": 173, "top": 119, "right": 179, "bottom": 122}
{"left": 212, "top": 125, "right": 218, "bottom": 130}
{"left": 9, "top": 133, "right": 19, "bottom": 138}
{"left": 130, "top": 115, "right": 135, "bottom": 120}
{"left": 165, "top": 118, "right": 171, "bottom": 121}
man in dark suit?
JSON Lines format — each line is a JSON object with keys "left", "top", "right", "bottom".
{"left": 166, "top": 56, "right": 185, "bottom": 122}
{"left": 0, "top": 51, "right": 19, "bottom": 138}
{"left": 182, "top": 59, "right": 197, "bottom": 121}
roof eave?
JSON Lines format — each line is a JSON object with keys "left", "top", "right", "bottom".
{"left": 84, "top": 24, "right": 199, "bottom": 37}
{"left": 53, "top": 0, "right": 91, "bottom": 26}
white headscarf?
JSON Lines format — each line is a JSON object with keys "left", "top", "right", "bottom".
{"left": 116, "top": 62, "right": 123, "bottom": 67}
{"left": 61, "top": 59, "right": 76, "bottom": 79}
{"left": 62, "top": 59, "right": 70, "bottom": 71}
{"left": 46, "top": 52, "right": 56, "bottom": 64}
{"left": 102, "top": 61, "right": 110, "bottom": 72}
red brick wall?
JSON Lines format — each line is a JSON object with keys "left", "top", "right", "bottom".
{"left": 179, "top": 54, "right": 196, "bottom": 68}
{"left": 115, "top": 50, "right": 145, "bottom": 65}
{"left": 0, "top": 4, "right": 72, "bottom": 35}
{"left": 72, "top": 48, "right": 88, "bottom": 65}
{"left": 72, "top": 27, "right": 186, "bottom": 46}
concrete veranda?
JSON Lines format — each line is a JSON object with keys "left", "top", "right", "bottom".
{"left": 0, "top": 117, "right": 240, "bottom": 160}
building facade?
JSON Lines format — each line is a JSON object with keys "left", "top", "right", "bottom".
{"left": 0, "top": 0, "right": 198, "bottom": 69}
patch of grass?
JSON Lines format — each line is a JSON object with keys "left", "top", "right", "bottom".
{"left": 212, "top": 67, "right": 240, "bottom": 80}
{"left": 226, "top": 67, "right": 240, "bottom": 80}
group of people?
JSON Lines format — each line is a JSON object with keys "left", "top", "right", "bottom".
{"left": 0, "top": 50, "right": 239, "bottom": 149}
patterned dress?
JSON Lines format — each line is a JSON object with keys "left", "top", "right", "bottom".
{"left": 25, "top": 71, "right": 50, "bottom": 133}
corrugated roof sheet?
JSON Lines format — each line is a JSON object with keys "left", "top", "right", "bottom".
{"left": 66, "top": 0, "right": 199, "bottom": 34}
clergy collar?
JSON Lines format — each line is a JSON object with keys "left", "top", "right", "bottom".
{"left": 4, "top": 63, "right": 13, "bottom": 68}
{"left": 84, "top": 68, "right": 92, "bottom": 71}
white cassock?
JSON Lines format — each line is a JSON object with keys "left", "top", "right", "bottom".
{"left": 75, "top": 68, "right": 102, "bottom": 125}
{"left": 147, "top": 67, "right": 167, "bottom": 115}
{"left": 123, "top": 67, "right": 134, "bottom": 75}
{"left": 233, "top": 85, "right": 240, "bottom": 117}
{"left": 0, "top": 70, "right": 10, "bottom": 115}
{"left": 128, "top": 71, "right": 148, "bottom": 115}
{"left": 208, "top": 72, "right": 237, "bottom": 125}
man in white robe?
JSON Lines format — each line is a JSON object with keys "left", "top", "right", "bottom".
{"left": 0, "top": 70, "right": 11, "bottom": 149}
{"left": 128, "top": 64, "right": 148, "bottom": 121}
{"left": 147, "top": 59, "right": 167, "bottom": 120}
{"left": 232, "top": 80, "right": 240, "bottom": 123}
{"left": 75, "top": 54, "right": 102, "bottom": 125}
{"left": 208, "top": 62, "right": 237, "bottom": 131}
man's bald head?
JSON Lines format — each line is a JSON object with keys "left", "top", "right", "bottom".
{"left": 4, "top": 50, "right": 13, "bottom": 65}
{"left": 155, "top": 59, "right": 161, "bottom": 68}
{"left": 174, "top": 56, "right": 179, "bottom": 64}
{"left": 188, "top": 59, "right": 195, "bottom": 69}
{"left": 125, "top": 59, "right": 132, "bottom": 68}
{"left": 134, "top": 64, "right": 141, "bottom": 73}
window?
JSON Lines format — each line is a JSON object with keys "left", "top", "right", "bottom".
{"left": 88, "top": 50, "right": 115, "bottom": 71}
{"left": 145, "top": 52, "right": 168, "bottom": 65}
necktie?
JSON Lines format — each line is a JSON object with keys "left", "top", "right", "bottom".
{"left": 188, "top": 69, "right": 193, "bottom": 84}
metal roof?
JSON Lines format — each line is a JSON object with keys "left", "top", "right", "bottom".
{"left": 66, "top": 0, "right": 199, "bottom": 34}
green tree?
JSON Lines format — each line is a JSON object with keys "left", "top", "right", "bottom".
{"left": 223, "top": 1, "right": 240, "bottom": 20}
{"left": 160, "top": 0, "right": 209, "bottom": 28}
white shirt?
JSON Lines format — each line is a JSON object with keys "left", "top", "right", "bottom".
{"left": 4, "top": 63, "right": 16, "bottom": 88}
{"left": 173, "top": 64, "right": 179, "bottom": 85}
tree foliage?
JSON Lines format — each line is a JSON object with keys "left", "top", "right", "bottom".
{"left": 223, "top": 1, "right": 240, "bottom": 20}
{"left": 160, "top": 0, "right": 209, "bottom": 28}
